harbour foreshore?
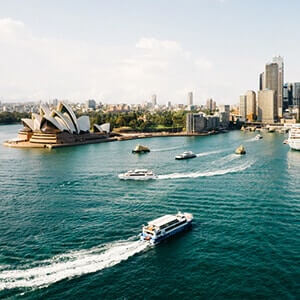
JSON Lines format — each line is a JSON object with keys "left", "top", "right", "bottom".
{"left": 3, "top": 130, "right": 222, "bottom": 149}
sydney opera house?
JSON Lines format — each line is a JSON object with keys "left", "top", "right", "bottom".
{"left": 4, "top": 102, "right": 112, "bottom": 148}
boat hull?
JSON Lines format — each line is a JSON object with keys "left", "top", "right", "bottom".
{"left": 175, "top": 155, "right": 196, "bottom": 160}
{"left": 132, "top": 150, "right": 150, "bottom": 153}
{"left": 118, "top": 174, "right": 156, "bottom": 180}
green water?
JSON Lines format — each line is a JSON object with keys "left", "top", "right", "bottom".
{"left": 0, "top": 124, "right": 299, "bottom": 299}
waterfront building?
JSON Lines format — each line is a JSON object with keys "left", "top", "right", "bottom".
{"left": 188, "top": 92, "right": 193, "bottom": 106}
{"left": 218, "top": 105, "right": 230, "bottom": 127}
{"left": 206, "top": 115, "right": 220, "bottom": 130}
{"left": 258, "top": 89, "right": 275, "bottom": 123}
{"left": 6, "top": 102, "right": 110, "bottom": 148}
{"left": 239, "top": 95, "right": 247, "bottom": 120}
{"left": 246, "top": 90, "right": 256, "bottom": 121}
{"left": 186, "top": 113, "right": 220, "bottom": 133}
{"left": 272, "top": 56, "right": 284, "bottom": 118}
{"left": 151, "top": 94, "right": 157, "bottom": 106}
{"left": 265, "top": 62, "right": 279, "bottom": 119}
{"left": 186, "top": 113, "right": 206, "bottom": 133}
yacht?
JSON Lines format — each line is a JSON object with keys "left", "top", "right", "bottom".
{"left": 118, "top": 169, "right": 157, "bottom": 180}
{"left": 287, "top": 124, "right": 300, "bottom": 150}
{"left": 140, "top": 212, "right": 193, "bottom": 245}
{"left": 175, "top": 151, "right": 197, "bottom": 160}
{"left": 255, "top": 134, "right": 263, "bottom": 140}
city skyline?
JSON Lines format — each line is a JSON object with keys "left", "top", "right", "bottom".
{"left": 1, "top": 1, "right": 300, "bottom": 104}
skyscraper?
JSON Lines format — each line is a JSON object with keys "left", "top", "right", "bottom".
{"left": 151, "top": 94, "right": 157, "bottom": 106}
{"left": 265, "top": 62, "right": 278, "bottom": 119}
{"left": 283, "top": 83, "right": 293, "bottom": 110}
{"left": 188, "top": 92, "right": 193, "bottom": 106}
{"left": 259, "top": 72, "right": 265, "bottom": 90}
{"left": 272, "top": 56, "right": 284, "bottom": 118}
{"left": 258, "top": 89, "right": 275, "bottom": 123}
{"left": 246, "top": 90, "right": 256, "bottom": 121}
{"left": 293, "top": 83, "right": 300, "bottom": 108}
{"left": 239, "top": 95, "right": 247, "bottom": 120}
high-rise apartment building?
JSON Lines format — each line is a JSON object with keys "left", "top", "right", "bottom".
{"left": 283, "top": 83, "right": 293, "bottom": 110}
{"left": 186, "top": 113, "right": 206, "bottom": 133}
{"left": 246, "top": 90, "right": 256, "bottom": 121}
{"left": 239, "top": 95, "right": 247, "bottom": 120}
{"left": 258, "top": 89, "right": 275, "bottom": 123}
{"left": 265, "top": 62, "right": 278, "bottom": 119}
{"left": 187, "top": 92, "right": 193, "bottom": 106}
{"left": 259, "top": 72, "right": 265, "bottom": 90}
{"left": 272, "top": 56, "right": 284, "bottom": 118}
{"left": 293, "top": 83, "right": 300, "bottom": 108}
{"left": 86, "top": 99, "right": 96, "bottom": 110}
{"left": 151, "top": 94, "right": 157, "bottom": 106}
{"left": 206, "top": 98, "right": 216, "bottom": 111}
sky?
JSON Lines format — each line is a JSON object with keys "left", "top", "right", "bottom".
{"left": 0, "top": 0, "right": 300, "bottom": 105}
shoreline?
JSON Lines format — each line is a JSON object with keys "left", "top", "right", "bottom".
{"left": 3, "top": 130, "right": 227, "bottom": 149}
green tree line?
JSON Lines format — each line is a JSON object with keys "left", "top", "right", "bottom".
{"left": 78, "top": 110, "right": 188, "bottom": 132}
{"left": 0, "top": 112, "right": 31, "bottom": 124}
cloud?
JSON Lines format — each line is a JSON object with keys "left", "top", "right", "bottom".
{"left": 195, "top": 58, "right": 213, "bottom": 70}
{"left": 0, "top": 18, "right": 219, "bottom": 104}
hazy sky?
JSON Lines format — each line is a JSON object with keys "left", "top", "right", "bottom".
{"left": 0, "top": 0, "right": 299, "bottom": 104}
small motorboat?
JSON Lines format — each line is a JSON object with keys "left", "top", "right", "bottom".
{"left": 283, "top": 139, "right": 288, "bottom": 145}
{"left": 118, "top": 169, "right": 157, "bottom": 180}
{"left": 132, "top": 144, "right": 150, "bottom": 153}
{"left": 175, "top": 151, "right": 197, "bottom": 160}
{"left": 235, "top": 145, "right": 246, "bottom": 155}
{"left": 255, "top": 134, "right": 263, "bottom": 140}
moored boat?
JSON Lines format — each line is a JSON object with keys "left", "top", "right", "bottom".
{"left": 287, "top": 124, "right": 300, "bottom": 150}
{"left": 132, "top": 144, "right": 150, "bottom": 153}
{"left": 118, "top": 169, "right": 157, "bottom": 180}
{"left": 140, "top": 212, "right": 193, "bottom": 245}
{"left": 175, "top": 151, "right": 196, "bottom": 160}
{"left": 235, "top": 145, "right": 246, "bottom": 155}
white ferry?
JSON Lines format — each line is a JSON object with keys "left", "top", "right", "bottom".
{"left": 140, "top": 212, "right": 193, "bottom": 245}
{"left": 118, "top": 169, "right": 157, "bottom": 180}
{"left": 287, "top": 124, "right": 300, "bottom": 150}
{"left": 175, "top": 151, "right": 197, "bottom": 160}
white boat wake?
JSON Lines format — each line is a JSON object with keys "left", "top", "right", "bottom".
{"left": 152, "top": 145, "right": 184, "bottom": 152}
{"left": 196, "top": 149, "right": 225, "bottom": 157}
{"left": 212, "top": 153, "right": 241, "bottom": 165}
{"left": 157, "top": 160, "right": 254, "bottom": 180}
{"left": 0, "top": 239, "right": 148, "bottom": 291}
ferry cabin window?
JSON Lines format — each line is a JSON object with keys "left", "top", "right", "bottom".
{"left": 165, "top": 220, "right": 186, "bottom": 232}
{"left": 159, "top": 219, "right": 179, "bottom": 230}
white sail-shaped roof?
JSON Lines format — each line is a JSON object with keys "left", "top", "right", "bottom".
{"left": 94, "top": 123, "right": 110, "bottom": 133}
{"left": 57, "top": 102, "right": 79, "bottom": 133}
{"left": 51, "top": 110, "right": 76, "bottom": 133}
{"left": 40, "top": 114, "right": 64, "bottom": 132}
{"left": 21, "top": 118, "right": 34, "bottom": 131}
{"left": 77, "top": 116, "right": 90, "bottom": 132}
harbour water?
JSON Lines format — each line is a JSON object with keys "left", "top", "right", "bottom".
{"left": 0, "top": 124, "right": 299, "bottom": 299}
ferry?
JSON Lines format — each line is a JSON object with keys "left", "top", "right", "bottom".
{"left": 118, "top": 169, "right": 157, "bottom": 180}
{"left": 287, "top": 124, "right": 300, "bottom": 150}
{"left": 175, "top": 151, "right": 197, "bottom": 160}
{"left": 140, "top": 212, "right": 193, "bottom": 245}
